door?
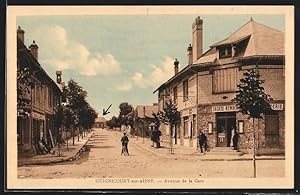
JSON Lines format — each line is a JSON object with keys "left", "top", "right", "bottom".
{"left": 216, "top": 112, "right": 236, "bottom": 147}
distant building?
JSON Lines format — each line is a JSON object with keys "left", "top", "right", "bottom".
{"left": 93, "top": 116, "right": 107, "bottom": 128}
{"left": 154, "top": 17, "right": 285, "bottom": 154}
{"left": 133, "top": 103, "right": 159, "bottom": 137}
{"left": 17, "top": 26, "right": 63, "bottom": 156}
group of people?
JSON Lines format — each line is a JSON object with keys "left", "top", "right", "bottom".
{"left": 37, "top": 137, "right": 51, "bottom": 155}
{"left": 197, "top": 127, "right": 240, "bottom": 154}
{"left": 120, "top": 127, "right": 240, "bottom": 155}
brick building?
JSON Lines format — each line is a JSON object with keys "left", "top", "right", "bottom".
{"left": 154, "top": 17, "right": 285, "bottom": 154}
{"left": 17, "top": 26, "right": 63, "bottom": 156}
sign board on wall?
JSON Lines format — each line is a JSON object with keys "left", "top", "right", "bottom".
{"left": 212, "top": 105, "right": 238, "bottom": 112}
{"left": 32, "top": 112, "right": 45, "bottom": 120}
{"left": 212, "top": 103, "right": 284, "bottom": 113}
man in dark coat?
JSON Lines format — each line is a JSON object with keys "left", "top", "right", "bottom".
{"left": 121, "top": 132, "right": 129, "bottom": 155}
{"left": 198, "top": 131, "right": 207, "bottom": 154}
{"left": 233, "top": 130, "right": 239, "bottom": 150}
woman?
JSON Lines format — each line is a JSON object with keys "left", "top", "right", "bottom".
{"left": 230, "top": 127, "right": 236, "bottom": 147}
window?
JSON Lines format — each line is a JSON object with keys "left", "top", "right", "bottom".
{"left": 219, "top": 45, "right": 232, "bottom": 58}
{"left": 183, "top": 116, "right": 189, "bottom": 137}
{"left": 183, "top": 80, "right": 188, "bottom": 101}
{"left": 173, "top": 86, "right": 178, "bottom": 104}
{"left": 265, "top": 112, "right": 280, "bottom": 146}
{"left": 265, "top": 114, "right": 279, "bottom": 136}
{"left": 213, "top": 67, "right": 238, "bottom": 93}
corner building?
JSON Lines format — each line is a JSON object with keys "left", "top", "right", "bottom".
{"left": 154, "top": 17, "right": 285, "bottom": 155}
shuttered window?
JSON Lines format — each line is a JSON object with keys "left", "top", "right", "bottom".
{"left": 213, "top": 67, "right": 239, "bottom": 93}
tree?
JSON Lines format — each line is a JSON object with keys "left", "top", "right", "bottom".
{"left": 233, "top": 67, "right": 272, "bottom": 178}
{"left": 79, "top": 102, "right": 98, "bottom": 131}
{"left": 118, "top": 102, "right": 134, "bottom": 127}
{"left": 107, "top": 116, "right": 118, "bottom": 129}
{"left": 63, "top": 79, "right": 90, "bottom": 145}
{"left": 155, "top": 100, "right": 181, "bottom": 154}
{"left": 17, "top": 67, "right": 34, "bottom": 117}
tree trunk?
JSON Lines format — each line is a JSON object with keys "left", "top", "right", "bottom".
{"left": 253, "top": 118, "right": 256, "bottom": 178}
{"left": 169, "top": 124, "right": 173, "bottom": 154}
{"left": 71, "top": 125, "right": 75, "bottom": 146}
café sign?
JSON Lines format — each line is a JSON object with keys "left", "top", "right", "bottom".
{"left": 212, "top": 103, "right": 284, "bottom": 113}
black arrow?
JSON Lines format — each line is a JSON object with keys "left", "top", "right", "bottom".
{"left": 103, "top": 104, "right": 112, "bottom": 116}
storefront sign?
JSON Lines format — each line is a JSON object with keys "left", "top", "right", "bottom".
{"left": 212, "top": 105, "right": 238, "bottom": 113}
{"left": 270, "top": 103, "right": 284, "bottom": 110}
{"left": 212, "top": 103, "right": 284, "bottom": 112}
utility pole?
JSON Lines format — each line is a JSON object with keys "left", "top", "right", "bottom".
{"left": 143, "top": 106, "right": 145, "bottom": 143}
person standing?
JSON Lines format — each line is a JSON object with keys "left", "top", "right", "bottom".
{"left": 233, "top": 130, "right": 239, "bottom": 150}
{"left": 121, "top": 132, "right": 129, "bottom": 155}
{"left": 198, "top": 131, "right": 207, "bottom": 154}
{"left": 230, "top": 126, "right": 236, "bottom": 147}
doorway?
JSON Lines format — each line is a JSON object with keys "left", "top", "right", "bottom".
{"left": 216, "top": 112, "right": 236, "bottom": 147}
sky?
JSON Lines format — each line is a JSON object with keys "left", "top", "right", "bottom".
{"left": 17, "top": 14, "right": 285, "bottom": 119}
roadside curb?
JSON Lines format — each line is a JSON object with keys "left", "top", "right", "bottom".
{"left": 134, "top": 143, "right": 285, "bottom": 161}
{"left": 18, "top": 132, "right": 94, "bottom": 166}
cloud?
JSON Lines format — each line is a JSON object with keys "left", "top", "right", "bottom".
{"left": 132, "top": 72, "right": 148, "bottom": 88}
{"left": 28, "top": 25, "right": 121, "bottom": 76}
{"left": 132, "top": 56, "right": 175, "bottom": 88}
{"left": 117, "top": 83, "right": 132, "bottom": 91}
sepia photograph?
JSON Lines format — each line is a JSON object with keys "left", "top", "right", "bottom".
{"left": 6, "top": 5, "right": 294, "bottom": 190}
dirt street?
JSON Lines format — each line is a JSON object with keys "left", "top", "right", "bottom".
{"left": 18, "top": 128, "right": 284, "bottom": 179}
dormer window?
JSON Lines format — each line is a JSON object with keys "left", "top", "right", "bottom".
{"left": 219, "top": 45, "right": 232, "bottom": 58}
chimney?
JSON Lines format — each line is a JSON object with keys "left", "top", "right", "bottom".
{"left": 187, "top": 44, "right": 193, "bottom": 65}
{"left": 56, "top": 71, "right": 62, "bottom": 84}
{"left": 29, "top": 40, "right": 39, "bottom": 61}
{"left": 17, "top": 26, "right": 25, "bottom": 43}
{"left": 192, "top": 16, "right": 203, "bottom": 63}
{"left": 174, "top": 58, "right": 179, "bottom": 75}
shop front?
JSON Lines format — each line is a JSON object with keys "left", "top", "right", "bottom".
{"left": 198, "top": 102, "right": 285, "bottom": 154}
{"left": 215, "top": 112, "right": 236, "bottom": 147}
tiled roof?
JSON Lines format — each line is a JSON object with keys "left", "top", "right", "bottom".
{"left": 95, "top": 116, "right": 106, "bottom": 123}
{"left": 196, "top": 19, "right": 284, "bottom": 64}
{"left": 211, "top": 19, "right": 284, "bottom": 56}
{"left": 154, "top": 19, "right": 284, "bottom": 92}
{"left": 135, "top": 105, "right": 159, "bottom": 118}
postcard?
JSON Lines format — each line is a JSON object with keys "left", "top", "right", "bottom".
{"left": 7, "top": 5, "right": 294, "bottom": 190}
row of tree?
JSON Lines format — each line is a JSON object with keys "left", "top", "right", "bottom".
{"left": 53, "top": 79, "right": 98, "bottom": 145}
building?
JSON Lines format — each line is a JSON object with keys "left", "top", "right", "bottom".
{"left": 154, "top": 17, "right": 285, "bottom": 154}
{"left": 133, "top": 103, "right": 159, "bottom": 137}
{"left": 17, "top": 26, "right": 63, "bottom": 156}
{"left": 93, "top": 116, "right": 107, "bottom": 128}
